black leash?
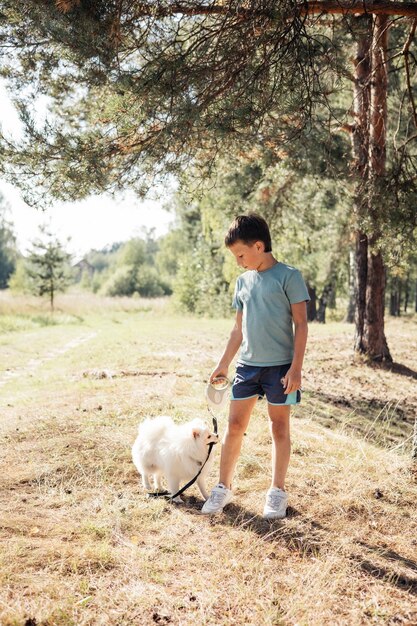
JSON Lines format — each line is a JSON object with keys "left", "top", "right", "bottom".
{"left": 146, "top": 411, "right": 218, "bottom": 501}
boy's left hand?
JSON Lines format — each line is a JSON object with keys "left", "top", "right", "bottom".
{"left": 282, "top": 367, "right": 302, "bottom": 394}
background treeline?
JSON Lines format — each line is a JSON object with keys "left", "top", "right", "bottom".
{"left": 4, "top": 220, "right": 174, "bottom": 301}
{"left": 1, "top": 174, "right": 416, "bottom": 320}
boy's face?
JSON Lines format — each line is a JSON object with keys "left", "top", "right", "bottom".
{"left": 228, "top": 240, "right": 266, "bottom": 271}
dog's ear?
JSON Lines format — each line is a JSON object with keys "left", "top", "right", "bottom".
{"left": 192, "top": 429, "right": 201, "bottom": 439}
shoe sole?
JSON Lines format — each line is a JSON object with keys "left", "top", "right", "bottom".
{"left": 263, "top": 508, "right": 287, "bottom": 520}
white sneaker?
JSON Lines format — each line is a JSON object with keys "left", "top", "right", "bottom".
{"left": 201, "top": 483, "right": 233, "bottom": 514}
{"left": 263, "top": 487, "right": 288, "bottom": 519}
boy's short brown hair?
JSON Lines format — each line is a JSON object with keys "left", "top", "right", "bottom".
{"left": 225, "top": 213, "right": 272, "bottom": 252}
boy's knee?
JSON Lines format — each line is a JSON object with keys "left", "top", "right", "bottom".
{"left": 226, "top": 415, "right": 247, "bottom": 437}
{"left": 269, "top": 418, "right": 290, "bottom": 439}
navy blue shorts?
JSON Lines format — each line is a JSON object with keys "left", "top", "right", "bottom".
{"left": 231, "top": 363, "right": 301, "bottom": 406}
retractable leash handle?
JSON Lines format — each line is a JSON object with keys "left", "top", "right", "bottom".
{"left": 147, "top": 378, "right": 229, "bottom": 501}
{"left": 206, "top": 376, "right": 230, "bottom": 411}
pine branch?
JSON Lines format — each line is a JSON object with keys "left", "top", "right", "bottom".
{"left": 305, "top": 2, "right": 417, "bottom": 17}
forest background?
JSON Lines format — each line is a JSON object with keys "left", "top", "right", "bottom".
{"left": 1, "top": 146, "right": 416, "bottom": 323}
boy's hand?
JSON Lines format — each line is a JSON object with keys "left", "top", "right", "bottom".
{"left": 210, "top": 364, "right": 229, "bottom": 384}
{"left": 282, "top": 367, "right": 301, "bottom": 394}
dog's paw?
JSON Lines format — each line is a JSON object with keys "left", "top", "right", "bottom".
{"left": 172, "top": 496, "right": 184, "bottom": 504}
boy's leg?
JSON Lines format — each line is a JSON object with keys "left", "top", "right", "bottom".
{"left": 263, "top": 404, "right": 291, "bottom": 519}
{"left": 219, "top": 396, "right": 259, "bottom": 489}
{"left": 201, "top": 396, "right": 258, "bottom": 514}
{"left": 267, "top": 404, "right": 291, "bottom": 490}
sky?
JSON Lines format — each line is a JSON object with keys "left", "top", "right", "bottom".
{"left": 0, "top": 82, "right": 175, "bottom": 258}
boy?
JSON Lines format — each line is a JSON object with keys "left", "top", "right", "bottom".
{"left": 202, "top": 213, "right": 309, "bottom": 518}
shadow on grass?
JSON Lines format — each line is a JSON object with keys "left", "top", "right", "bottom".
{"left": 355, "top": 541, "right": 417, "bottom": 573}
{"left": 305, "top": 390, "right": 414, "bottom": 448}
{"left": 379, "top": 361, "right": 417, "bottom": 380}
{"left": 353, "top": 557, "right": 417, "bottom": 596}
{"left": 181, "top": 496, "right": 417, "bottom": 596}
{"left": 183, "top": 497, "right": 327, "bottom": 556}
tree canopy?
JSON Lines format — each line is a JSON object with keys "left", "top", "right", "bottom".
{"left": 0, "top": 3, "right": 415, "bottom": 237}
{"left": 0, "top": 0, "right": 344, "bottom": 204}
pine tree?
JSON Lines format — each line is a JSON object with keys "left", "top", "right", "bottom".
{"left": 26, "top": 227, "right": 72, "bottom": 311}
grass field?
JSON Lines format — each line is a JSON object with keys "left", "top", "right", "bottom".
{"left": 1, "top": 293, "right": 416, "bottom": 625}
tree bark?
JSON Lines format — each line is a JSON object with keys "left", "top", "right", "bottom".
{"left": 306, "top": 284, "right": 317, "bottom": 321}
{"left": 346, "top": 248, "right": 355, "bottom": 323}
{"left": 354, "top": 231, "right": 368, "bottom": 352}
{"left": 129, "top": 1, "right": 417, "bottom": 20}
{"left": 351, "top": 15, "right": 372, "bottom": 354}
{"left": 304, "top": 1, "right": 417, "bottom": 17}
{"left": 395, "top": 286, "right": 400, "bottom": 315}
{"left": 362, "top": 14, "right": 392, "bottom": 361}
{"left": 415, "top": 279, "right": 417, "bottom": 313}
{"left": 389, "top": 277, "right": 401, "bottom": 316}
{"left": 404, "top": 274, "right": 409, "bottom": 313}
{"left": 363, "top": 239, "right": 391, "bottom": 359}
{"left": 317, "top": 284, "right": 333, "bottom": 323}
{"left": 350, "top": 14, "right": 392, "bottom": 361}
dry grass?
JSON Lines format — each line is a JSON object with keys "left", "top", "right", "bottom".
{"left": 1, "top": 293, "right": 416, "bottom": 625}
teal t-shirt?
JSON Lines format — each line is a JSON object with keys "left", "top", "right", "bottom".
{"left": 232, "top": 262, "right": 310, "bottom": 366}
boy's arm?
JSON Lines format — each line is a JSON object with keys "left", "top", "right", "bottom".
{"left": 282, "top": 301, "right": 308, "bottom": 394}
{"left": 210, "top": 310, "right": 243, "bottom": 382}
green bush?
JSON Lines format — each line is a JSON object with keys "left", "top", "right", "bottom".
{"left": 135, "top": 265, "right": 171, "bottom": 297}
{"left": 101, "top": 266, "right": 136, "bottom": 296}
{"left": 173, "top": 241, "right": 232, "bottom": 317}
{"left": 101, "top": 264, "right": 171, "bottom": 297}
{"left": 8, "top": 258, "right": 31, "bottom": 294}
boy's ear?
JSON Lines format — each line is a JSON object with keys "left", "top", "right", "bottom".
{"left": 255, "top": 240, "right": 265, "bottom": 252}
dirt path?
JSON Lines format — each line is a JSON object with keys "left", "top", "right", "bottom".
{"left": 0, "top": 331, "right": 98, "bottom": 389}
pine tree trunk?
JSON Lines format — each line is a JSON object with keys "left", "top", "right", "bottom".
{"left": 351, "top": 15, "right": 372, "bottom": 354}
{"left": 352, "top": 14, "right": 392, "bottom": 361}
{"left": 346, "top": 248, "right": 356, "bottom": 323}
{"left": 362, "top": 15, "right": 392, "bottom": 361}
{"left": 397, "top": 278, "right": 403, "bottom": 317}
{"left": 354, "top": 231, "right": 368, "bottom": 352}
{"left": 317, "top": 283, "right": 333, "bottom": 323}
{"left": 389, "top": 283, "right": 395, "bottom": 316}
{"left": 363, "top": 240, "right": 391, "bottom": 359}
{"left": 403, "top": 274, "right": 409, "bottom": 313}
{"left": 389, "top": 275, "right": 399, "bottom": 316}
{"left": 306, "top": 284, "right": 317, "bottom": 321}
{"left": 317, "top": 298, "right": 326, "bottom": 323}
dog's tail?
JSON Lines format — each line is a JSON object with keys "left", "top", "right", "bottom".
{"left": 137, "top": 415, "right": 173, "bottom": 440}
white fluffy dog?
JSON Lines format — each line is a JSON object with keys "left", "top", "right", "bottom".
{"left": 132, "top": 416, "right": 218, "bottom": 502}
